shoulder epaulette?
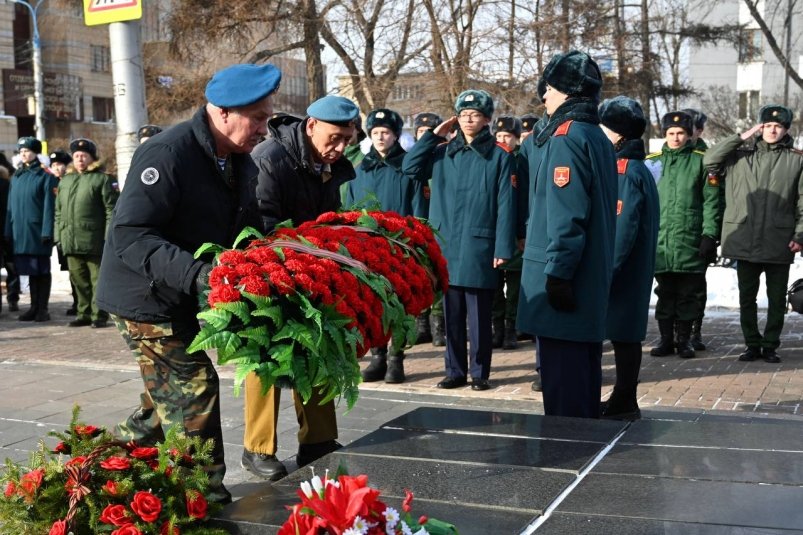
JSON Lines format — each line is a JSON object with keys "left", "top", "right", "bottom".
{"left": 790, "top": 148, "right": 803, "bottom": 156}
{"left": 617, "top": 159, "right": 629, "bottom": 175}
{"left": 646, "top": 151, "right": 662, "bottom": 159}
{"left": 495, "top": 141, "right": 513, "bottom": 153}
{"left": 554, "top": 120, "right": 573, "bottom": 137}
{"left": 693, "top": 149, "right": 706, "bottom": 156}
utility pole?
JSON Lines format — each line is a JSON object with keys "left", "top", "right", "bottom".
{"left": 12, "top": 0, "right": 45, "bottom": 142}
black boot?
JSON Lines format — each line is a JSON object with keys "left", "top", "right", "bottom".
{"left": 35, "top": 274, "right": 51, "bottom": 322}
{"left": 415, "top": 312, "right": 432, "bottom": 344}
{"left": 431, "top": 315, "right": 446, "bottom": 347}
{"left": 18, "top": 277, "right": 39, "bottom": 321}
{"left": 492, "top": 317, "right": 504, "bottom": 349}
{"left": 690, "top": 318, "right": 706, "bottom": 350}
{"left": 361, "top": 347, "right": 387, "bottom": 382}
{"left": 675, "top": 320, "right": 695, "bottom": 359}
{"left": 502, "top": 319, "right": 518, "bottom": 350}
{"left": 601, "top": 386, "right": 641, "bottom": 420}
{"left": 650, "top": 319, "right": 675, "bottom": 356}
{"left": 66, "top": 281, "right": 78, "bottom": 316}
{"left": 385, "top": 351, "right": 405, "bottom": 383}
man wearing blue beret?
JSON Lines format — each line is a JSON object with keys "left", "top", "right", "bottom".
{"left": 97, "top": 63, "right": 281, "bottom": 504}
{"left": 242, "top": 94, "right": 359, "bottom": 480}
{"left": 403, "top": 89, "right": 517, "bottom": 393}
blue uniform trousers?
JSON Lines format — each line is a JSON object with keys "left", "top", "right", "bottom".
{"left": 536, "top": 336, "right": 602, "bottom": 418}
{"left": 443, "top": 285, "right": 494, "bottom": 380}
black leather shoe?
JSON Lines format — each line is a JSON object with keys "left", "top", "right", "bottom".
{"left": 68, "top": 318, "right": 92, "bottom": 327}
{"left": 531, "top": 376, "right": 542, "bottom": 392}
{"left": 65, "top": 305, "right": 76, "bottom": 316}
{"left": 762, "top": 348, "right": 781, "bottom": 363}
{"left": 206, "top": 484, "right": 233, "bottom": 505}
{"left": 297, "top": 440, "right": 342, "bottom": 467}
{"left": 241, "top": 450, "right": 288, "bottom": 481}
{"left": 436, "top": 376, "right": 467, "bottom": 389}
{"left": 738, "top": 347, "right": 761, "bottom": 362}
{"left": 91, "top": 319, "right": 109, "bottom": 328}
{"left": 471, "top": 378, "right": 490, "bottom": 391}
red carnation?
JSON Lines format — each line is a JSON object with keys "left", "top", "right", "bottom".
{"left": 65, "top": 456, "right": 86, "bottom": 468}
{"left": 52, "top": 441, "right": 70, "bottom": 454}
{"left": 103, "top": 480, "right": 118, "bottom": 495}
{"left": 4, "top": 481, "right": 16, "bottom": 498}
{"left": 49, "top": 519, "right": 68, "bottom": 535}
{"left": 19, "top": 468, "right": 44, "bottom": 495}
{"left": 100, "top": 504, "right": 131, "bottom": 526}
{"left": 111, "top": 525, "right": 142, "bottom": 535}
{"left": 73, "top": 424, "right": 102, "bottom": 437}
{"left": 208, "top": 265, "right": 237, "bottom": 286}
{"left": 131, "top": 490, "right": 162, "bottom": 522}
{"left": 129, "top": 446, "right": 159, "bottom": 460}
{"left": 100, "top": 456, "right": 131, "bottom": 471}
{"left": 218, "top": 250, "right": 246, "bottom": 265}
{"left": 239, "top": 275, "right": 271, "bottom": 296}
{"left": 186, "top": 489, "right": 209, "bottom": 519}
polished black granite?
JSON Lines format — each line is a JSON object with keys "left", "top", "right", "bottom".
{"left": 535, "top": 513, "right": 798, "bottom": 534}
{"left": 620, "top": 419, "right": 803, "bottom": 451}
{"left": 558, "top": 473, "right": 803, "bottom": 531}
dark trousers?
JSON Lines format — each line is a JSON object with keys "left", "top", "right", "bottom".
{"left": 737, "top": 260, "right": 790, "bottom": 350}
{"left": 443, "top": 285, "right": 494, "bottom": 380}
{"left": 491, "top": 269, "right": 521, "bottom": 322}
{"left": 537, "top": 336, "right": 602, "bottom": 418}
{"left": 654, "top": 272, "right": 706, "bottom": 321}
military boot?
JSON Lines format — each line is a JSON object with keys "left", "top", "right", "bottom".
{"left": 492, "top": 317, "right": 505, "bottom": 349}
{"left": 361, "top": 347, "right": 388, "bottom": 382}
{"left": 649, "top": 319, "right": 675, "bottom": 356}
{"left": 675, "top": 320, "right": 695, "bottom": 359}
{"left": 431, "top": 315, "right": 446, "bottom": 347}
{"left": 385, "top": 351, "right": 405, "bottom": 384}
{"left": 690, "top": 318, "right": 706, "bottom": 351}
{"left": 601, "top": 386, "right": 641, "bottom": 420}
{"left": 502, "top": 319, "right": 518, "bottom": 350}
{"left": 35, "top": 274, "right": 51, "bottom": 322}
{"left": 18, "top": 277, "right": 39, "bottom": 322}
{"left": 415, "top": 312, "right": 432, "bottom": 344}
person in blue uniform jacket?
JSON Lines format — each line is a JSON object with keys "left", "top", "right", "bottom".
{"left": 597, "top": 96, "right": 659, "bottom": 420}
{"left": 403, "top": 90, "right": 517, "bottom": 391}
{"left": 347, "top": 107, "right": 428, "bottom": 384}
{"left": 517, "top": 50, "right": 618, "bottom": 418}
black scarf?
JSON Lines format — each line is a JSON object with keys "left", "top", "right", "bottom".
{"left": 446, "top": 127, "right": 496, "bottom": 158}
{"left": 360, "top": 140, "right": 406, "bottom": 172}
{"left": 534, "top": 97, "right": 599, "bottom": 147}
{"left": 616, "top": 138, "right": 646, "bottom": 161}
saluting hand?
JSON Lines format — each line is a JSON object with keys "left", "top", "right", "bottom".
{"left": 740, "top": 124, "right": 764, "bottom": 141}
{"left": 433, "top": 116, "right": 458, "bottom": 138}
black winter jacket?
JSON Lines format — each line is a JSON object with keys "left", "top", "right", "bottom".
{"left": 96, "top": 106, "right": 261, "bottom": 323}
{"left": 253, "top": 115, "right": 355, "bottom": 232}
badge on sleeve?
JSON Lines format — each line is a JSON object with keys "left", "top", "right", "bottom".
{"left": 553, "top": 166, "right": 571, "bottom": 188}
{"left": 707, "top": 171, "right": 720, "bottom": 187}
{"left": 141, "top": 168, "right": 160, "bottom": 185}
{"left": 617, "top": 200, "right": 623, "bottom": 215}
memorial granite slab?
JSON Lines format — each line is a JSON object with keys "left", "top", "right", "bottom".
{"left": 619, "top": 419, "right": 803, "bottom": 451}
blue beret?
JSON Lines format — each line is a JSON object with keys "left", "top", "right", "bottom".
{"left": 455, "top": 90, "right": 494, "bottom": 118}
{"left": 306, "top": 95, "right": 359, "bottom": 125}
{"left": 205, "top": 64, "right": 282, "bottom": 108}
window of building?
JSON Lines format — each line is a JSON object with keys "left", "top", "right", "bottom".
{"left": 738, "top": 29, "right": 762, "bottom": 63}
{"left": 738, "top": 90, "right": 760, "bottom": 120}
{"left": 91, "top": 45, "right": 110, "bottom": 73}
{"left": 92, "top": 97, "right": 115, "bottom": 122}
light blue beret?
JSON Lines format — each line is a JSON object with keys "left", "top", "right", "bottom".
{"left": 205, "top": 64, "right": 282, "bottom": 107}
{"left": 306, "top": 95, "right": 360, "bottom": 125}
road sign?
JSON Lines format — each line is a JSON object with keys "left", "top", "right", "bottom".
{"left": 83, "top": 0, "right": 142, "bottom": 26}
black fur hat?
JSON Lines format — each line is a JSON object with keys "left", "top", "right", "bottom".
{"left": 493, "top": 116, "right": 523, "bottom": 138}
{"left": 366, "top": 108, "right": 404, "bottom": 138}
{"left": 137, "top": 124, "right": 163, "bottom": 142}
{"left": 681, "top": 108, "right": 707, "bottom": 130}
{"left": 541, "top": 50, "right": 603, "bottom": 101}
{"left": 599, "top": 96, "right": 647, "bottom": 140}
{"left": 520, "top": 114, "right": 539, "bottom": 133}
{"left": 17, "top": 136, "right": 42, "bottom": 154}
{"left": 48, "top": 150, "right": 72, "bottom": 165}
{"left": 455, "top": 89, "right": 494, "bottom": 117}
{"left": 759, "top": 104, "right": 793, "bottom": 128}
{"left": 660, "top": 111, "right": 694, "bottom": 136}
{"left": 414, "top": 112, "right": 442, "bottom": 131}
{"left": 70, "top": 138, "right": 98, "bottom": 160}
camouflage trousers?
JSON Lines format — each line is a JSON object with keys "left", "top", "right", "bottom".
{"left": 112, "top": 315, "right": 226, "bottom": 493}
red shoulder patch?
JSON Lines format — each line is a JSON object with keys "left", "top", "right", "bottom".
{"left": 554, "top": 120, "right": 574, "bottom": 137}
{"left": 616, "top": 199, "right": 623, "bottom": 215}
{"left": 617, "top": 159, "right": 629, "bottom": 175}
{"left": 496, "top": 141, "right": 513, "bottom": 153}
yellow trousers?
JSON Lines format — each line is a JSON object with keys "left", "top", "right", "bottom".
{"left": 243, "top": 373, "right": 338, "bottom": 454}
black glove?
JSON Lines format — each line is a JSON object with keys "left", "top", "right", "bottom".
{"left": 545, "top": 275, "right": 576, "bottom": 312}
{"left": 41, "top": 236, "right": 53, "bottom": 247}
{"left": 698, "top": 235, "right": 718, "bottom": 264}
{"left": 194, "top": 263, "right": 213, "bottom": 295}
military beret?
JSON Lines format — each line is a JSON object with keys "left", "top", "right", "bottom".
{"left": 307, "top": 95, "right": 360, "bottom": 126}
{"left": 681, "top": 108, "right": 707, "bottom": 130}
{"left": 520, "top": 114, "right": 540, "bottom": 133}
{"left": 599, "top": 96, "right": 647, "bottom": 140}
{"left": 137, "top": 124, "right": 163, "bottom": 142}
{"left": 205, "top": 63, "right": 282, "bottom": 108}
{"left": 414, "top": 112, "right": 442, "bottom": 131}
{"left": 70, "top": 138, "right": 98, "bottom": 160}
{"left": 365, "top": 108, "right": 404, "bottom": 138}
{"left": 48, "top": 150, "right": 71, "bottom": 165}
{"left": 759, "top": 104, "right": 793, "bottom": 128}
{"left": 661, "top": 111, "right": 693, "bottom": 136}
{"left": 17, "top": 136, "right": 41, "bottom": 154}
{"left": 541, "top": 50, "right": 603, "bottom": 101}
{"left": 494, "top": 115, "right": 523, "bottom": 138}
{"left": 455, "top": 89, "right": 494, "bottom": 118}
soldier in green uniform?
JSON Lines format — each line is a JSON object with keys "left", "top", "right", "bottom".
{"left": 645, "top": 111, "right": 721, "bottom": 359}
{"left": 347, "top": 108, "right": 428, "bottom": 383}
{"left": 491, "top": 115, "right": 523, "bottom": 350}
{"left": 704, "top": 105, "right": 803, "bottom": 363}
{"left": 56, "top": 138, "right": 119, "bottom": 328}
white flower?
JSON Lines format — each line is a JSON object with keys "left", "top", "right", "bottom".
{"left": 383, "top": 506, "right": 400, "bottom": 527}
{"left": 344, "top": 529, "right": 363, "bottom": 535}
{"left": 412, "top": 528, "right": 429, "bottom": 535}
{"left": 311, "top": 475, "right": 324, "bottom": 496}
{"left": 300, "top": 480, "right": 313, "bottom": 498}
{"left": 399, "top": 521, "right": 414, "bottom": 535}
{"left": 351, "top": 515, "right": 369, "bottom": 534}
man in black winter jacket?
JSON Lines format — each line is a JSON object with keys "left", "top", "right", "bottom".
{"left": 241, "top": 95, "right": 358, "bottom": 481}
{"left": 96, "top": 63, "right": 281, "bottom": 504}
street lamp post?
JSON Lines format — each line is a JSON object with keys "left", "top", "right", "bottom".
{"left": 11, "top": 0, "right": 45, "bottom": 142}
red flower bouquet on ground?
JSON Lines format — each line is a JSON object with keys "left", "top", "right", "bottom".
{"left": 188, "top": 211, "right": 448, "bottom": 409}
{"left": 0, "top": 407, "right": 228, "bottom": 535}
{"left": 279, "top": 471, "right": 458, "bottom": 535}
